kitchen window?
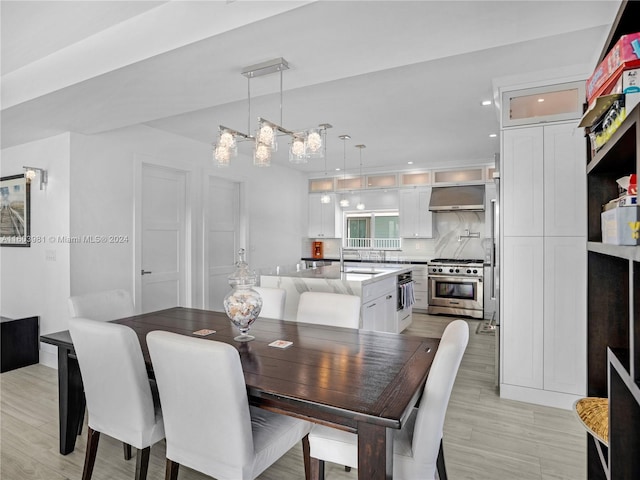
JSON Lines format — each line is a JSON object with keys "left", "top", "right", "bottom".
{"left": 344, "top": 211, "right": 401, "bottom": 249}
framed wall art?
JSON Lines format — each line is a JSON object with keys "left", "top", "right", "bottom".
{"left": 0, "top": 174, "right": 31, "bottom": 247}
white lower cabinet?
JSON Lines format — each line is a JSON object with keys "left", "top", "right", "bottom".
{"left": 502, "top": 237, "right": 544, "bottom": 389}
{"left": 361, "top": 277, "right": 396, "bottom": 332}
{"left": 542, "top": 236, "right": 586, "bottom": 396}
{"left": 411, "top": 266, "right": 429, "bottom": 311}
{"left": 501, "top": 236, "right": 586, "bottom": 405}
{"left": 362, "top": 291, "right": 396, "bottom": 332}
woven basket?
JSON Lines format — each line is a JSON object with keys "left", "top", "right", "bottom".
{"left": 574, "top": 397, "right": 609, "bottom": 446}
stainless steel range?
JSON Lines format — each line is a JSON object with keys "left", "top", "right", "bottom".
{"left": 427, "top": 258, "right": 484, "bottom": 319}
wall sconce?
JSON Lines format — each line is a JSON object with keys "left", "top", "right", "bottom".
{"left": 23, "top": 166, "right": 48, "bottom": 190}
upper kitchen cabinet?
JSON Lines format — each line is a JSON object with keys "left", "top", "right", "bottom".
{"left": 503, "top": 123, "right": 586, "bottom": 237}
{"left": 502, "top": 127, "right": 544, "bottom": 236}
{"left": 501, "top": 81, "right": 585, "bottom": 128}
{"left": 308, "top": 193, "right": 341, "bottom": 238}
{"left": 399, "top": 188, "right": 433, "bottom": 238}
{"left": 543, "top": 124, "right": 587, "bottom": 236}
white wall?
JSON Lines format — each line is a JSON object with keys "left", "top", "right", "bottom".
{"left": 1, "top": 125, "right": 306, "bottom": 368}
{"left": 70, "top": 125, "right": 306, "bottom": 309}
{"left": 1, "top": 133, "right": 72, "bottom": 368}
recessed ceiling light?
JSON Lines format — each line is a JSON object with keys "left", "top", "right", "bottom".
{"left": 407, "top": 161, "right": 414, "bottom": 165}
{"left": 335, "top": 167, "right": 341, "bottom": 171}
{"left": 489, "top": 133, "right": 497, "bottom": 138}
{"left": 482, "top": 100, "right": 492, "bottom": 106}
{"left": 537, "top": 98, "right": 545, "bottom": 103}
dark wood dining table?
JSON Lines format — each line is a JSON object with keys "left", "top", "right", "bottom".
{"left": 40, "top": 307, "right": 439, "bottom": 479}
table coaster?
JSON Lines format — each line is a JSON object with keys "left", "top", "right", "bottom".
{"left": 192, "top": 329, "right": 216, "bottom": 336}
{"left": 269, "top": 340, "right": 293, "bottom": 349}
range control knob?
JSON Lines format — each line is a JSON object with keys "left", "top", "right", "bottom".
{"left": 438, "top": 268, "right": 443, "bottom": 273}
{"left": 449, "top": 268, "right": 454, "bottom": 273}
{"left": 466, "top": 269, "right": 471, "bottom": 274}
{"left": 455, "top": 268, "right": 460, "bottom": 273}
{"left": 473, "top": 269, "right": 478, "bottom": 274}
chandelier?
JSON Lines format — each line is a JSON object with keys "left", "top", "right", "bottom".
{"left": 214, "top": 58, "right": 330, "bottom": 167}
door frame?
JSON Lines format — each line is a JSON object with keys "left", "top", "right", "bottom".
{"left": 133, "top": 154, "right": 194, "bottom": 312}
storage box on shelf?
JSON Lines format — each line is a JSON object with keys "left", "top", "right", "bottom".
{"left": 601, "top": 205, "right": 639, "bottom": 245}
{"left": 586, "top": 31, "right": 640, "bottom": 103}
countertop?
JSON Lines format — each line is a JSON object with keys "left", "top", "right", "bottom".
{"left": 301, "top": 258, "right": 492, "bottom": 267}
{"left": 264, "top": 263, "right": 413, "bottom": 285}
{"left": 301, "top": 257, "right": 431, "bottom": 265}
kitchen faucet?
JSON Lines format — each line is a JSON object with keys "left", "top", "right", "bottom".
{"left": 339, "top": 247, "right": 360, "bottom": 272}
{"left": 458, "top": 228, "right": 480, "bottom": 242}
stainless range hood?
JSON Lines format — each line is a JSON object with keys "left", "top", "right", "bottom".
{"left": 428, "top": 185, "right": 485, "bottom": 212}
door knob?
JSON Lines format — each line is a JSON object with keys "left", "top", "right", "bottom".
{"left": 141, "top": 270, "right": 152, "bottom": 275}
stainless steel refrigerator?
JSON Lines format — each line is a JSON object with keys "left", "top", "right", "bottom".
{"left": 490, "top": 153, "right": 500, "bottom": 387}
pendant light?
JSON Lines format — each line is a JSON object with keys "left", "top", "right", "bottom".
{"left": 338, "top": 135, "right": 351, "bottom": 208}
{"left": 319, "top": 124, "right": 333, "bottom": 204}
{"left": 355, "top": 144, "right": 366, "bottom": 210}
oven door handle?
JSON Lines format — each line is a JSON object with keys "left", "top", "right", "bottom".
{"left": 428, "top": 275, "right": 481, "bottom": 283}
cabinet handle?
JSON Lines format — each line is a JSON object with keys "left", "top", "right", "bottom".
{"left": 366, "top": 303, "right": 377, "bottom": 308}
{"left": 386, "top": 295, "right": 393, "bottom": 299}
{"left": 141, "top": 270, "right": 152, "bottom": 275}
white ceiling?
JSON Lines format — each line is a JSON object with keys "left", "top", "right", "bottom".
{"left": 0, "top": 1, "right": 621, "bottom": 175}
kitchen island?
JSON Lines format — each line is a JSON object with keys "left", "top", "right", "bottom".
{"left": 260, "top": 264, "right": 413, "bottom": 333}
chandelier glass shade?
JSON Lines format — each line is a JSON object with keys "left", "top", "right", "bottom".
{"left": 253, "top": 141, "right": 272, "bottom": 167}
{"left": 289, "top": 134, "right": 307, "bottom": 163}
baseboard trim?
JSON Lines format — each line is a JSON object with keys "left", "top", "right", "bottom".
{"left": 500, "top": 384, "right": 582, "bottom": 410}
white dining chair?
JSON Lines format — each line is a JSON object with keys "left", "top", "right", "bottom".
{"left": 146, "top": 330, "right": 313, "bottom": 480}
{"left": 306, "top": 319, "right": 469, "bottom": 480}
{"left": 69, "top": 318, "right": 165, "bottom": 480}
{"left": 296, "top": 291, "right": 361, "bottom": 328}
{"left": 253, "top": 286, "right": 286, "bottom": 320}
{"left": 68, "top": 289, "right": 135, "bottom": 322}
{"left": 68, "top": 289, "right": 137, "bottom": 457}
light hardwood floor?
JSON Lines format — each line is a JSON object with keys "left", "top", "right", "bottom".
{"left": 0, "top": 314, "right": 586, "bottom": 479}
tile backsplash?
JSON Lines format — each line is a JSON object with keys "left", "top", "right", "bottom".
{"left": 305, "top": 211, "right": 491, "bottom": 262}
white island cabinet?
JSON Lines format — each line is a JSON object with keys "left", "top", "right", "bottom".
{"left": 361, "top": 276, "right": 397, "bottom": 332}
{"left": 260, "top": 264, "right": 412, "bottom": 334}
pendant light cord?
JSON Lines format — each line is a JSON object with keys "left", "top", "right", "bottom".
{"left": 247, "top": 76, "right": 251, "bottom": 135}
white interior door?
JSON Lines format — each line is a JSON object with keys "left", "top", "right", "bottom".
{"left": 140, "top": 164, "right": 187, "bottom": 313}
{"left": 205, "top": 176, "right": 241, "bottom": 311}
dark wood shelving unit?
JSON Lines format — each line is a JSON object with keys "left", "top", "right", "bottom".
{"left": 586, "top": 3, "right": 640, "bottom": 478}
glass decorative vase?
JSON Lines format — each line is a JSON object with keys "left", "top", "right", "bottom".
{"left": 223, "top": 248, "right": 263, "bottom": 342}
